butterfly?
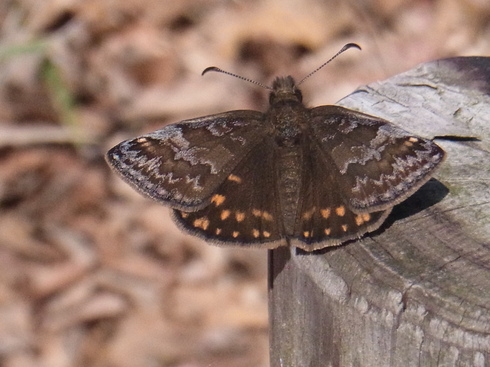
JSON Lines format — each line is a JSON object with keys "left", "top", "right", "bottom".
{"left": 106, "top": 44, "right": 445, "bottom": 251}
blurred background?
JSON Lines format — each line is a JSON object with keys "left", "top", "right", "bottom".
{"left": 0, "top": 0, "right": 489, "bottom": 366}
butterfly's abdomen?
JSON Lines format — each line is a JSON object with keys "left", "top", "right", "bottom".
{"left": 276, "top": 146, "right": 303, "bottom": 236}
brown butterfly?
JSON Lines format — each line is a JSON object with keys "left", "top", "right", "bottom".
{"left": 106, "top": 44, "right": 445, "bottom": 251}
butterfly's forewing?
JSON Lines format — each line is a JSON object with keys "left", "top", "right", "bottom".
{"left": 290, "top": 141, "right": 391, "bottom": 250}
{"left": 310, "top": 106, "right": 445, "bottom": 213}
{"left": 106, "top": 111, "right": 265, "bottom": 210}
{"left": 173, "top": 138, "right": 285, "bottom": 248}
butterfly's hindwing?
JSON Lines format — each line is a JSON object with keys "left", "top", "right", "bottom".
{"left": 173, "top": 138, "right": 285, "bottom": 247}
{"left": 310, "top": 106, "right": 445, "bottom": 212}
{"left": 291, "top": 141, "right": 391, "bottom": 250}
{"left": 106, "top": 111, "right": 265, "bottom": 210}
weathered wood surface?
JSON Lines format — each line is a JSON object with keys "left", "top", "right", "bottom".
{"left": 269, "top": 57, "right": 490, "bottom": 367}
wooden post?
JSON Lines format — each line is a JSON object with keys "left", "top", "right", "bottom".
{"left": 269, "top": 56, "right": 490, "bottom": 366}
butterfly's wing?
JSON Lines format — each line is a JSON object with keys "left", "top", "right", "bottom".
{"left": 310, "top": 106, "right": 445, "bottom": 213}
{"left": 290, "top": 140, "right": 391, "bottom": 251}
{"left": 173, "top": 137, "right": 285, "bottom": 248}
{"left": 106, "top": 111, "right": 265, "bottom": 211}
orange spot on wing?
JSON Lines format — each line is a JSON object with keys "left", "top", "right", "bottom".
{"left": 235, "top": 211, "right": 245, "bottom": 222}
{"left": 220, "top": 210, "right": 231, "bottom": 220}
{"left": 211, "top": 194, "right": 226, "bottom": 206}
{"left": 193, "top": 217, "right": 210, "bottom": 230}
{"left": 362, "top": 213, "right": 371, "bottom": 222}
{"left": 227, "top": 174, "right": 242, "bottom": 183}
{"left": 335, "top": 206, "right": 346, "bottom": 217}
{"left": 321, "top": 209, "right": 331, "bottom": 219}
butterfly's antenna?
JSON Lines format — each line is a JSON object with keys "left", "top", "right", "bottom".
{"left": 202, "top": 66, "right": 273, "bottom": 90}
{"left": 297, "top": 43, "right": 361, "bottom": 86}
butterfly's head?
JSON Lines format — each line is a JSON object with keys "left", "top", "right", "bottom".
{"left": 269, "top": 76, "right": 303, "bottom": 105}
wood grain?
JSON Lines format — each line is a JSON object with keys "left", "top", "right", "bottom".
{"left": 269, "top": 56, "right": 490, "bottom": 367}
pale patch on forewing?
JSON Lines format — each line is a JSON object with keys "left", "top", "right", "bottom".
{"left": 350, "top": 143, "right": 444, "bottom": 207}
{"left": 207, "top": 124, "right": 248, "bottom": 145}
{"left": 336, "top": 116, "right": 377, "bottom": 134}
{"left": 337, "top": 128, "right": 400, "bottom": 174}
{"left": 108, "top": 135, "right": 210, "bottom": 205}
{"left": 204, "top": 119, "right": 251, "bottom": 145}
{"left": 150, "top": 126, "right": 230, "bottom": 175}
{"left": 184, "top": 174, "right": 204, "bottom": 191}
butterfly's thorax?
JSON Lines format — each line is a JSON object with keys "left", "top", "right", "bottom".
{"left": 267, "top": 76, "right": 309, "bottom": 235}
{"left": 267, "top": 76, "right": 308, "bottom": 147}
